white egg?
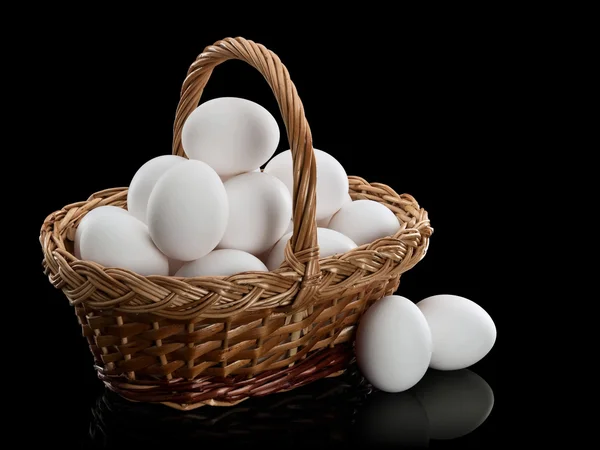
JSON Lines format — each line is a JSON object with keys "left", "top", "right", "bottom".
{"left": 413, "top": 369, "right": 494, "bottom": 440}
{"left": 127, "top": 155, "right": 187, "bottom": 223}
{"left": 316, "top": 193, "right": 352, "bottom": 228}
{"left": 355, "top": 295, "right": 432, "bottom": 393}
{"left": 181, "top": 97, "right": 279, "bottom": 177}
{"left": 266, "top": 227, "right": 357, "bottom": 271}
{"left": 74, "top": 206, "right": 130, "bottom": 259}
{"left": 328, "top": 199, "right": 400, "bottom": 246}
{"left": 220, "top": 172, "right": 292, "bottom": 255}
{"left": 175, "top": 249, "right": 268, "bottom": 277}
{"left": 416, "top": 294, "right": 496, "bottom": 371}
{"left": 147, "top": 160, "right": 228, "bottom": 261}
{"left": 79, "top": 212, "right": 169, "bottom": 276}
{"left": 264, "top": 149, "right": 349, "bottom": 221}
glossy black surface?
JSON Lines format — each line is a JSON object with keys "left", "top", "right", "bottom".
{"left": 83, "top": 364, "right": 495, "bottom": 449}
{"left": 30, "top": 27, "right": 500, "bottom": 448}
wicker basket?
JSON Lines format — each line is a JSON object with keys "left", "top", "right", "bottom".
{"left": 40, "top": 37, "right": 433, "bottom": 410}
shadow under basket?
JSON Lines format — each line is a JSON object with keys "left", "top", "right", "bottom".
{"left": 39, "top": 37, "right": 433, "bottom": 410}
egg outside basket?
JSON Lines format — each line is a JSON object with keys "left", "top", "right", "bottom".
{"left": 40, "top": 37, "right": 433, "bottom": 411}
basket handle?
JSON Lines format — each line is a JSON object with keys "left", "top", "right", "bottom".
{"left": 172, "top": 37, "right": 321, "bottom": 310}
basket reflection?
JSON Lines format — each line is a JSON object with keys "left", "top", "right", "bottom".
{"left": 88, "top": 367, "right": 494, "bottom": 448}
{"left": 89, "top": 365, "right": 371, "bottom": 448}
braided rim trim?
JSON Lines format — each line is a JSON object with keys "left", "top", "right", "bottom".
{"left": 40, "top": 177, "right": 432, "bottom": 319}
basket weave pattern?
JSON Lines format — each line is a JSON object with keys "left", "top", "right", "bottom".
{"left": 40, "top": 37, "right": 432, "bottom": 410}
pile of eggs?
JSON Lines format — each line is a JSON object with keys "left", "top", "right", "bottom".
{"left": 74, "top": 97, "right": 402, "bottom": 277}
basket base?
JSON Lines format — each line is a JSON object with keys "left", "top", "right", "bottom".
{"left": 99, "top": 344, "right": 354, "bottom": 410}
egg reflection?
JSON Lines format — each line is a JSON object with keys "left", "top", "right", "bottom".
{"left": 353, "top": 390, "right": 430, "bottom": 448}
{"left": 413, "top": 369, "right": 494, "bottom": 440}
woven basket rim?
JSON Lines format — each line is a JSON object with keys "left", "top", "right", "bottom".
{"left": 40, "top": 177, "right": 432, "bottom": 318}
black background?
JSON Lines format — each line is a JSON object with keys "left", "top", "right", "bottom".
{"left": 30, "top": 28, "right": 500, "bottom": 449}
